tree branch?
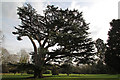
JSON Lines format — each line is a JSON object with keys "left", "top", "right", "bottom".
{"left": 28, "top": 36, "right": 37, "bottom": 54}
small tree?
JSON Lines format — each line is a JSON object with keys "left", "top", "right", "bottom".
{"left": 51, "top": 65, "right": 59, "bottom": 75}
{"left": 1, "top": 48, "right": 20, "bottom": 73}
{"left": 105, "top": 19, "right": 120, "bottom": 73}
{"left": 13, "top": 4, "right": 95, "bottom": 78}
{"left": 19, "top": 49, "right": 29, "bottom": 63}
{"left": 61, "top": 63, "right": 73, "bottom": 76}
{"left": 1, "top": 48, "right": 13, "bottom": 64}
{"left": 95, "top": 38, "right": 106, "bottom": 63}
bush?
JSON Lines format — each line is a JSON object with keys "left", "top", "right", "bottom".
{"left": 27, "top": 70, "right": 34, "bottom": 74}
{"left": 43, "top": 70, "right": 51, "bottom": 74}
{"left": 2, "top": 64, "right": 9, "bottom": 73}
{"left": 52, "top": 67, "right": 59, "bottom": 75}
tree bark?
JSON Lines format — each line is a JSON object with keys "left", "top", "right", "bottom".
{"left": 28, "top": 36, "right": 37, "bottom": 54}
{"left": 34, "top": 48, "right": 45, "bottom": 78}
{"left": 28, "top": 36, "right": 46, "bottom": 78}
{"left": 34, "top": 68, "right": 43, "bottom": 78}
{"left": 33, "top": 54, "right": 44, "bottom": 78}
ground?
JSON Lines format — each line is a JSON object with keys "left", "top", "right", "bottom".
{"left": 1, "top": 73, "right": 120, "bottom": 80}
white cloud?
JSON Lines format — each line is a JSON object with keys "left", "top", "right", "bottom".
{"left": 2, "top": 2, "right": 26, "bottom": 34}
{"left": 1, "top": 2, "right": 34, "bottom": 54}
{"left": 2, "top": 0, "right": 119, "bottom": 54}
{"left": 2, "top": 2, "right": 25, "bottom": 19}
{"left": 69, "top": 1, "right": 89, "bottom": 11}
{"left": 69, "top": 0, "right": 119, "bottom": 42}
{"left": 1, "top": 2, "right": 47, "bottom": 53}
{"left": 27, "top": 0, "right": 47, "bottom": 15}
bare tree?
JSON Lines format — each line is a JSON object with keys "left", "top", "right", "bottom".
{"left": 19, "top": 49, "right": 29, "bottom": 63}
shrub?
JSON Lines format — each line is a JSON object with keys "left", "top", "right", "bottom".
{"left": 43, "top": 70, "right": 51, "bottom": 74}
{"left": 27, "top": 70, "right": 34, "bottom": 74}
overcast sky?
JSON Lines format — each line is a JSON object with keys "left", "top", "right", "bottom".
{"left": 1, "top": 0, "right": 119, "bottom": 54}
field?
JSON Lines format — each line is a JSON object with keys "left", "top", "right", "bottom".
{"left": 1, "top": 73, "right": 120, "bottom": 80}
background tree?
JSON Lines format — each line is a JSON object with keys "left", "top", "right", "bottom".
{"left": 59, "top": 56, "right": 73, "bottom": 76}
{"left": 105, "top": 19, "right": 120, "bottom": 73}
{"left": 1, "top": 48, "right": 11, "bottom": 64}
{"left": 0, "top": 31, "right": 4, "bottom": 48}
{"left": 0, "top": 31, "right": 2, "bottom": 47}
{"left": 0, "top": 31, "right": 4, "bottom": 73}
{"left": 95, "top": 38, "right": 106, "bottom": 63}
{"left": 0, "top": 47, "right": 20, "bottom": 73}
{"left": 19, "top": 49, "right": 29, "bottom": 63}
{"left": 9, "top": 50, "right": 30, "bottom": 74}
{"left": 51, "top": 64, "right": 59, "bottom": 75}
{"left": 9, "top": 54, "right": 19, "bottom": 64}
{"left": 13, "top": 4, "right": 95, "bottom": 78}
{"left": 60, "top": 63, "right": 73, "bottom": 76}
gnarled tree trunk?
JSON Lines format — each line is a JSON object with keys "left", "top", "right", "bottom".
{"left": 34, "top": 67, "right": 43, "bottom": 78}
{"left": 33, "top": 47, "right": 46, "bottom": 78}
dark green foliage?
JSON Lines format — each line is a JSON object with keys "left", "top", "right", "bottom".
{"left": 51, "top": 65, "right": 59, "bottom": 75}
{"left": 60, "top": 63, "right": 73, "bottom": 76}
{"left": 95, "top": 38, "right": 106, "bottom": 63}
{"left": 105, "top": 19, "right": 120, "bottom": 73}
{"left": 27, "top": 70, "right": 34, "bottom": 74}
{"left": 2, "top": 64, "right": 9, "bottom": 73}
{"left": 70, "top": 63, "right": 116, "bottom": 74}
{"left": 13, "top": 4, "right": 95, "bottom": 78}
{"left": 43, "top": 70, "right": 51, "bottom": 74}
{"left": 8, "top": 63, "right": 35, "bottom": 74}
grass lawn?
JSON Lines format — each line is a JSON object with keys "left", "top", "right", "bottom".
{"left": 1, "top": 73, "right": 120, "bottom": 80}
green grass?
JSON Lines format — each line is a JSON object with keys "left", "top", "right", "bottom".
{"left": 1, "top": 73, "right": 120, "bottom": 80}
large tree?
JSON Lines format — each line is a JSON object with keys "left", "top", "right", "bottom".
{"left": 105, "top": 19, "right": 120, "bottom": 73}
{"left": 13, "top": 4, "right": 95, "bottom": 78}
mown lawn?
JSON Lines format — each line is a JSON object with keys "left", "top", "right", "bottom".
{"left": 1, "top": 73, "right": 120, "bottom": 80}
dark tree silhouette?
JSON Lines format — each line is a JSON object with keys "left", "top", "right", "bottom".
{"left": 51, "top": 65, "right": 59, "bottom": 75}
{"left": 13, "top": 4, "right": 95, "bottom": 78}
{"left": 95, "top": 38, "right": 106, "bottom": 63}
{"left": 60, "top": 63, "right": 73, "bottom": 76}
{"left": 105, "top": 19, "right": 120, "bottom": 73}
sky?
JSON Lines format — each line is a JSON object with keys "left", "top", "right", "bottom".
{"left": 0, "top": 0, "right": 119, "bottom": 54}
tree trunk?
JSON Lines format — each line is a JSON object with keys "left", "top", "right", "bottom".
{"left": 67, "top": 73, "right": 69, "bottom": 76}
{"left": 33, "top": 48, "right": 45, "bottom": 78}
{"left": 34, "top": 68, "right": 43, "bottom": 78}
{"left": 28, "top": 37, "right": 46, "bottom": 78}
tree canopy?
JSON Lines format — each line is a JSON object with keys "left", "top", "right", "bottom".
{"left": 105, "top": 19, "right": 120, "bottom": 73}
{"left": 13, "top": 4, "right": 95, "bottom": 78}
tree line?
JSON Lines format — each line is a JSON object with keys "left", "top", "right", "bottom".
{"left": 0, "top": 48, "right": 29, "bottom": 73}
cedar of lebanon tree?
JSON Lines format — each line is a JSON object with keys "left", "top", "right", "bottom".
{"left": 13, "top": 4, "right": 95, "bottom": 78}
{"left": 105, "top": 19, "right": 120, "bottom": 73}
